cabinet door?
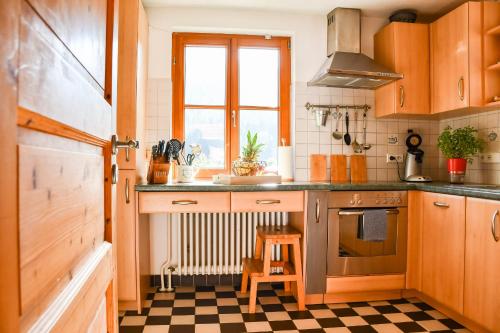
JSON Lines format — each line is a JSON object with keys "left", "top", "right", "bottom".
{"left": 394, "top": 23, "right": 430, "bottom": 115}
{"left": 464, "top": 198, "right": 500, "bottom": 332}
{"left": 422, "top": 193, "right": 465, "bottom": 313}
{"left": 117, "top": 170, "right": 137, "bottom": 301}
{"left": 305, "top": 191, "right": 328, "bottom": 294}
{"left": 430, "top": 3, "right": 470, "bottom": 113}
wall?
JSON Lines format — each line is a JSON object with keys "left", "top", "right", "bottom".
{"left": 143, "top": 5, "right": 499, "bottom": 274}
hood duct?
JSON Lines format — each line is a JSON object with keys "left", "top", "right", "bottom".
{"left": 308, "top": 8, "right": 403, "bottom": 89}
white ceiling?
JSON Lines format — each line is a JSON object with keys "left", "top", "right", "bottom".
{"left": 142, "top": 0, "right": 465, "bottom": 19}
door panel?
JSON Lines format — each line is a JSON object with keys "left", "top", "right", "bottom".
{"left": 464, "top": 198, "right": 500, "bottom": 332}
{"left": 15, "top": 0, "right": 117, "bottom": 332}
{"left": 27, "top": 0, "right": 108, "bottom": 88}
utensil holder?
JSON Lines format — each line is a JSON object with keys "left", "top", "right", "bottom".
{"left": 147, "top": 158, "right": 170, "bottom": 184}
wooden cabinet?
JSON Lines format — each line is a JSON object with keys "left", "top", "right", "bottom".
{"left": 483, "top": 2, "right": 500, "bottom": 107}
{"left": 464, "top": 198, "right": 500, "bottom": 332}
{"left": 374, "top": 22, "right": 430, "bottom": 117}
{"left": 421, "top": 192, "right": 465, "bottom": 313}
{"left": 430, "top": 2, "right": 482, "bottom": 114}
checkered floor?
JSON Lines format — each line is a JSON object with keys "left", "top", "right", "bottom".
{"left": 119, "top": 283, "right": 471, "bottom": 333}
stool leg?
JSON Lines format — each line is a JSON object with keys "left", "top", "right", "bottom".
{"left": 281, "top": 244, "right": 291, "bottom": 292}
{"left": 248, "top": 279, "right": 258, "bottom": 314}
{"left": 262, "top": 240, "right": 272, "bottom": 277}
{"left": 292, "top": 239, "right": 305, "bottom": 311}
{"left": 254, "top": 235, "right": 263, "bottom": 260}
{"left": 241, "top": 266, "right": 249, "bottom": 294}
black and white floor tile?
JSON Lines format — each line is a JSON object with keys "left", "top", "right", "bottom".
{"left": 119, "top": 283, "right": 471, "bottom": 333}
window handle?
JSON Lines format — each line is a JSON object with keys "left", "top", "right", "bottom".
{"left": 231, "top": 110, "right": 237, "bottom": 127}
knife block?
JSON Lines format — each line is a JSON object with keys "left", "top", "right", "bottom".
{"left": 147, "top": 157, "right": 170, "bottom": 184}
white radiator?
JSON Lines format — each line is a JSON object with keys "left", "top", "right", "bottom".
{"left": 173, "top": 212, "right": 288, "bottom": 275}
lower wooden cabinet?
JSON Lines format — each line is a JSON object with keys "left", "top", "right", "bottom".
{"left": 464, "top": 198, "right": 500, "bottom": 332}
{"left": 421, "top": 192, "right": 465, "bottom": 313}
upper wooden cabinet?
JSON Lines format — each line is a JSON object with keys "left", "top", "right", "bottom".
{"left": 464, "top": 198, "right": 500, "bottom": 332}
{"left": 430, "top": 2, "right": 482, "bottom": 114}
{"left": 421, "top": 192, "right": 465, "bottom": 314}
{"left": 374, "top": 22, "right": 430, "bottom": 117}
{"left": 483, "top": 1, "right": 500, "bottom": 107}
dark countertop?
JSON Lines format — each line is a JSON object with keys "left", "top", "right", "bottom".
{"left": 135, "top": 181, "right": 500, "bottom": 200}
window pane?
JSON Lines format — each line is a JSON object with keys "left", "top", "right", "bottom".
{"left": 239, "top": 48, "right": 279, "bottom": 107}
{"left": 185, "top": 46, "right": 226, "bottom": 105}
{"left": 185, "top": 109, "right": 225, "bottom": 169}
{"left": 239, "top": 110, "right": 278, "bottom": 170}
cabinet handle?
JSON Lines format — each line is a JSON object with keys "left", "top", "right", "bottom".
{"left": 458, "top": 77, "right": 465, "bottom": 101}
{"left": 491, "top": 210, "right": 499, "bottom": 242}
{"left": 256, "top": 199, "right": 280, "bottom": 205}
{"left": 399, "top": 85, "right": 405, "bottom": 108}
{"left": 172, "top": 200, "right": 198, "bottom": 205}
{"left": 433, "top": 201, "right": 449, "bottom": 208}
{"left": 125, "top": 178, "right": 130, "bottom": 204}
{"left": 315, "top": 198, "right": 320, "bottom": 223}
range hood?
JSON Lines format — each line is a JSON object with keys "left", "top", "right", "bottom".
{"left": 308, "top": 8, "right": 403, "bottom": 89}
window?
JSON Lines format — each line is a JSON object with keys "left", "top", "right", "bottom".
{"left": 172, "top": 33, "right": 291, "bottom": 177}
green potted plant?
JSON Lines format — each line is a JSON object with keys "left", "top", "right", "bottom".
{"left": 232, "top": 131, "right": 266, "bottom": 176}
{"left": 437, "top": 126, "right": 484, "bottom": 183}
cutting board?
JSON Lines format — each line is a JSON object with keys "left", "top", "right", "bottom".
{"left": 213, "top": 174, "right": 282, "bottom": 185}
{"left": 330, "top": 155, "right": 348, "bottom": 183}
{"left": 310, "top": 154, "right": 327, "bottom": 182}
{"left": 350, "top": 155, "right": 367, "bottom": 183}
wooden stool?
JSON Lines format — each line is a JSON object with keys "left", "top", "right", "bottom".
{"left": 240, "top": 225, "right": 305, "bottom": 313}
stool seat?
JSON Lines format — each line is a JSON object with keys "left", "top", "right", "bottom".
{"left": 241, "top": 225, "right": 305, "bottom": 313}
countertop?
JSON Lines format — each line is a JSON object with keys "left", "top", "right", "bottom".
{"left": 135, "top": 181, "right": 500, "bottom": 200}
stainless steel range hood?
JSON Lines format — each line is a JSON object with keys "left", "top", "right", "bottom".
{"left": 308, "top": 8, "right": 403, "bottom": 89}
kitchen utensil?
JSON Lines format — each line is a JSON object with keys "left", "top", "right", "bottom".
{"left": 362, "top": 109, "right": 372, "bottom": 150}
{"left": 180, "top": 141, "right": 187, "bottom": 164}
{"left": 344, "top": 111, "right": 351, "bottom": 145}
{"left": 309, "top": 154, "right": 327, "bottom": 182}
{"left": 352, "top": 110, "right": 363, "bottom": 153}
{"left": 167, "top": 139, "right": 183, "bottom": 165}
{"left": 332, "top": 106, "right": 343, "bottom": 140}
{"left": 350, "top": 155, "right": 367, "bottom": 183}
{"left": 186, "top": 153, "right": 195, "bottom": 166}
{"left": 315, "top": 108, "right": 329, "bottom": 127}
{"left": 330, "top": 155, "right": 348, "bottom": 183}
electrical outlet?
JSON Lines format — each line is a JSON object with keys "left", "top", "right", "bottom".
{"left": 386, "top": 154, "right": 404, "bottom": 163}
{"left": 387, "top": 134, "right": 399, "bottom": 145}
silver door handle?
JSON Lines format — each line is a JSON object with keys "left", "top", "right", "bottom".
{"left": 111, "top": 135, "right": 139, "bottom": 155}
{"left": 315, "top": 198, "right": 320, "bottom": 223}
{"left": 256, "top": 199, "right": 281, "bottom": 205}
{"left": 338, "top": 209, "right": 399, "bottom": 216}
{"left": 491, "top": 210, "right": 499, "bottom": 242}
{"left": 433, "top": 201, "right": 449, "bottom": 208}
{"left": 125, "top": 178, "right": 130, "bottom": 204}
{"left": 111, "top": 164, "right": 118, "bottom": 185}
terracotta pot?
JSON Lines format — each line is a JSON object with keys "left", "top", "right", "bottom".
{"left": 447, "top": 158, "right": 467, "bottom": 184}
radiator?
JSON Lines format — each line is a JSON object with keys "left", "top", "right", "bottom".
{"left": 173, "top": 212, "right": 288, "bottom": 275}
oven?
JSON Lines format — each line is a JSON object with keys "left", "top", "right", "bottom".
{"left": 327, "top": 191, "right": 408, "bottom": 277}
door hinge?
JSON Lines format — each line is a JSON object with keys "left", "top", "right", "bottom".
{"left": 288, "top": 40, "right": 291, "bottom": 49}
{"left": 173, "top": 56, "right": 176, "bottom": 65}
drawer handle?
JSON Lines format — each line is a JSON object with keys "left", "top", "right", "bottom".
{"left": 492, "top": 210, "right": 499, "bottom": 242}
{"left": 433, "top": 201, "right": 449, "bottom": 208}
{"left": 172, "top": 200, "right": 198, "bottom": 205}
{"left": 125, "top": 178, "right": 130, "bottom": 204}
{"left": 256, "top": 199, "right": 281, "bottom": 205}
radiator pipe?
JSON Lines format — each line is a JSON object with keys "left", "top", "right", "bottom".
{"left": 159, "top": 214, "right": 176, "bottom": 292}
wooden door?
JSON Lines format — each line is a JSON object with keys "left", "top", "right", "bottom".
{"left": 421, "top": 193, "right": 465, "bottom": 313}
{"left": 6, "top": 0, "right": 119, "bottom": 332}
{"left": 464, "top": 198, "right": 500, "bottom": 332}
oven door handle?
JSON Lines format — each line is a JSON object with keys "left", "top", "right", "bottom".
{"left": 338, "top": 209, "right": 399, "bottom": 216}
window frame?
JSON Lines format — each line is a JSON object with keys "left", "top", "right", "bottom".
{"left": 172, "top": 32, "right": 291, "bottom": 178}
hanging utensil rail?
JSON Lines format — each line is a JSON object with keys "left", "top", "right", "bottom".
{"left": 305, "top": 102, "right": 371, "bottom": 111}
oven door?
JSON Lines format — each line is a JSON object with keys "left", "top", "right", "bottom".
{"left": 327, "top": 208, "right": 407, "bottom": 276}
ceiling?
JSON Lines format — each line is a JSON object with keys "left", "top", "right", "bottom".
{"left": 142, "top": 0, "right": 465, "bottom": 19}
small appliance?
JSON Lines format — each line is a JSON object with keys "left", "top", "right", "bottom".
{"left": 404, "top": 130, "right": 432, "bottom": 182}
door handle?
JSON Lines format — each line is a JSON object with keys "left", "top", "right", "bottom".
{"left": 433, "top": 201, "right": 449, "bottom": 208}
{"left": 491, "top": 210, "right": 499, "bottom": 242}
{"left": 399, "top": 85, "right": 405, "bottom": 108}
{"left": 111, "top": 135, "right": 139, "bottom": 155}
{"left": 125, "top": 178, "right": 130, "bottom": 204}
{"left": 458, "top": 77, "right": 465, "bottom": 101}
{"left": 315, "top": 198, "right": 320, "bottom": 223}
{"left": 111, "top": 164, "right": 118, "bottom": 185}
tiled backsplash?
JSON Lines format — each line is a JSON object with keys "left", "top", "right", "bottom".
{"left": 145, "top": 78, "right": 499, "bottom": 184}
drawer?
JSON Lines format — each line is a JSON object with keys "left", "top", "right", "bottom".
{"left": 231, "top": 191, "right": 304, "bottom": 212}
{"left": 139, "top": 192, "right": 231, "bottom": 213}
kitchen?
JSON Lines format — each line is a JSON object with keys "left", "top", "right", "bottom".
{"left": 1, "top": 0, "right": 499, "bottom": 333}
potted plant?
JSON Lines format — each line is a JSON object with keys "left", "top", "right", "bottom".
{"left": 232, "top": 131, "right": 266, "bottom": 176}
{"left": 437, "top": 126, "right": 484, "bottom": 183}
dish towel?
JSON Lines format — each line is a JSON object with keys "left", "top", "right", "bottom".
{"left": 357, "top": 209, "right": 387, "bottom": 242}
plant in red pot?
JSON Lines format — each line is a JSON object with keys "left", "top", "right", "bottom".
{"left": 437, "top": 126, "right": 484, "bottom": 184}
